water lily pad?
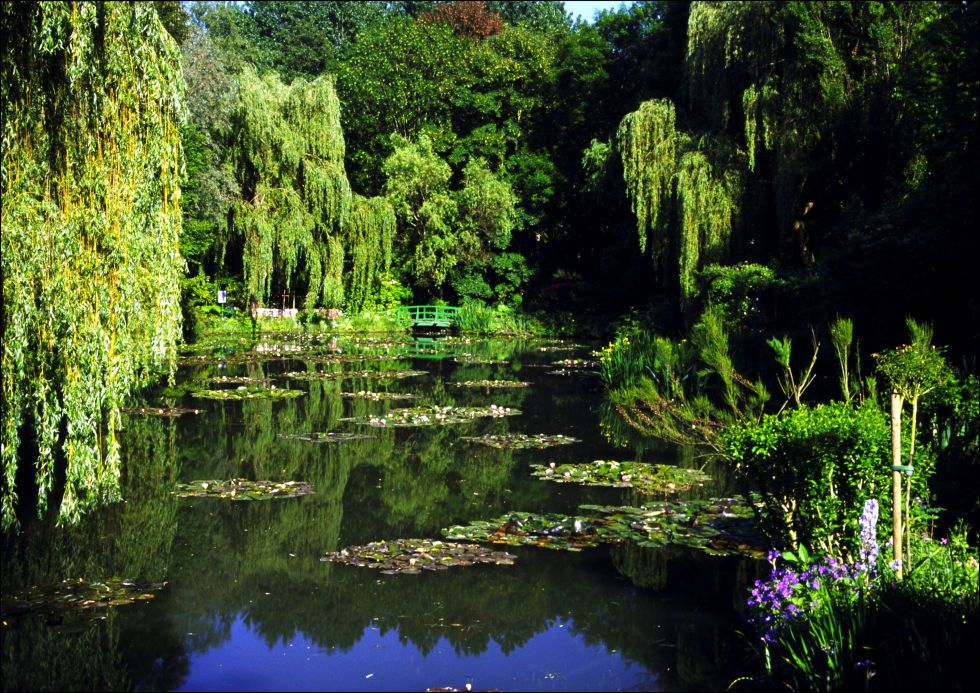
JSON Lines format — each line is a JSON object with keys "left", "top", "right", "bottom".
{"left": 550, "top": 358, "right": 599, "bottom": 368}
{"left": 320, "top": 538, "right": 516, "bottom": 574}
{"left": 121, "top": 406, "right": 203, "bottom": 417}
{"left": 452, "top": 357, "right": 509, "bottom": 365}
{"left": 174, "top": 479, "right": 314, "bottom": 500}
{"left": 452, "top": 380, "right": 530, "bottom": 389}
{"left": 284, "top": 369, "right": 426, "bottom": 381}
{"left": 356, "top": 405, "right": 519, "bottom": 427}
{"left": 191, "top": 386, "right": 305, "bottom": 400}
{"left": 205, "top": 375, "right": 273, "bottom": 385}
{"left": 278, "top": 432, "right": 376, "bottom": 443}
{"left": 1, "top": 577, "right": 167, "bottom": 622}
{"left": 580, "top": 497, "right": 767, "bottom": 557}
{"left": 442, "top": 497, "right": 766, "bottom": 558}
{"left": 460, "top": 433, "right": 580, "bottom": 449}
{"left": 442, "top": 512, "right": 605, "bottom": 551}
{"left": 530, "top": 460, "right": 710, "bottom": 494}
{"left": 546, "top": 368, "right": 599, "bottom": 377}
{"left": 339, "top": 391, "right": 420, "bottom": 401}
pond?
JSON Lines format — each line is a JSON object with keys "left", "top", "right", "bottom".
{"left": 1, "top": 334, "right": 765, "bottom": 692}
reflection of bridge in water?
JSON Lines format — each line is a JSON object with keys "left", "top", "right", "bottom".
{"left": 396, "top": 305, "right": 460, "bottom": 329}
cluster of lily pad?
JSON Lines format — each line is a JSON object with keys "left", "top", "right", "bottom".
{"left": 452, "top": 380, "right": 530, "bottom": 389}
{"left": 461, "top": 433, "right": 580, "bottom": 449}
{"left": 205, "top": 375, "right": 272, "bottom": 385}
{"left": 174, "top": 478, "right": 315, "bottom": 500}
{"left": 321, "top": 538, "right": 516, "bottom": 574}
{"left": 357, "top": 404, "right": 519, "bottom": 427}
{"left": 1, "top": 577, "right": 166, "bottom": 622}
{"left": 339, "top": 391, "right": 420, "bottom": 401}
{"left": 284, "top": 369, "right": 426, "bottom": 381}
{"left": 278, "top": 432, "right": 375, "bottom": 443}
{"left": 547, "top": 368, "right": 599, "bottom": 377}
{"left": 191, "top": 386, "right": 305, "bottom": 401}
{"left": 529, "top": 460, "right": 710, "bottom": 494}
{"left": 452, "top": 357, "right": 509, "bottom": 365}
{"left": 442, "top": 497, "right": 765, "bottom": 557}
{"left": 551, "top": 358, "right": 599, "bottom": 368}
{"left": 121, "top": 406, "right": 202, "bottom": 417}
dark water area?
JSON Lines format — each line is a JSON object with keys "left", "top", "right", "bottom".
{"left": 2, "top": 335, "right": 765, "bottom": 692}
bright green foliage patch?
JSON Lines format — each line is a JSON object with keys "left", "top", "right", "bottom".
{"left": 443, "top": 497, "right": 764, "bottom": 557}
{"left": 530, "top": 460, "right": 710, "bottom": 494}
{"left": 191, "top": 386, "right": 305, "bottom": 401}
{"left": 278, "top": 432, "right": 375, "bottom": 443}
{"left": 453, "top": 380, "right": 530, "bottom": 389}
{"left": 1, "top": 2, "right": 185, "bottom": 529}
{"left": 1, "top": 577, "right": 166, "bottom": 623}
{"left": 461, "top": 433, "right": 580, "bottom": 449}
{"left": 358, "top": 405, "right": 519, "bottom": 427}
{"left": 174, "top": 479, "right": 314, "bottom": 500}
{"left": 321, "top": 538, "right": 516, "bottom": 574}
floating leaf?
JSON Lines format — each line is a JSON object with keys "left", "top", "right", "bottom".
{"left": 530, "top": 460, "right": 710, "bottom": 494}
{"left": 1, "top": 577, "right": 167, "bottom": 624}
{"left": 121, "top": 406, "right": 203, "bottom": 417}
{"left": 442, "top": 512, "right": 604, "bottom": 551}
{"left": 284, "top": 369, "right": 426, "bottom": 381}
{"left": 353, "top": 405, "right": 519, "bottom": 427}
{"left": 204, "top": 375, "right": 273, "bottom": 385}
{"left": 321, "top": 538, "right": 516, "bottom": 573}
{"left": 442, "top": 497, "right": 766, "bottom": 558}
{"left": 550, "top": 358, "right": 599, "bottom": 368}
{"left": 461, "top": 433, "right": 580, "bottom": 449}
{"left": 547, "top": 368, "right": 599, "bottom": 377}
{"left": 174, "top": 479, "right": 314, "bottom": 500}
{"left": 452, "top": 380, "right": 530, "bottom": 389}
{"left": 191, "top": 386, "right": 305, "bottom": 401}
{"left": 278, "top": 432, "right": 376, "bottom": 443}
{"left": 338, "top": 391, "right": 420, "bottom": 401}
{"left": 452, "top": 357, "right": 509, "bottom": 365}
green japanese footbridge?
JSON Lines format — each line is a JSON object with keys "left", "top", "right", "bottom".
{"left": 396, "top": 305, "right": 460, "bottom": 328}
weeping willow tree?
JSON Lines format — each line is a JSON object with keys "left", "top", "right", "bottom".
{"left": 344, "top": 194, "right": 396, "bottom": 312}
{"left": 616, "top": 99, "right": 677, "bottom": 270}
{"left": 616, "top": 99, "right": 741, "bottom": 308}
{"left": 675, "top": 146, "right": 742, "bottom": 306}
{"left": 231, "top": 68, "right": 352, "bottom": 308}
{"left": 1, "top": 2, "right": 185, "bottom": 530}
{"left": 686, "top": 1, "right": 857, "bottom": 251}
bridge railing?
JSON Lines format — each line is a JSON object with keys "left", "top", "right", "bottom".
{"left": 395, "top": 305, "right": 460, "bottom": 326}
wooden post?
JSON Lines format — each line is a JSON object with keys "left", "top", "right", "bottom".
{"left": 891, "top": 391, "right": 903, "bottom": 579}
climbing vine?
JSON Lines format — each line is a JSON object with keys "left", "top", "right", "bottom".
{"left": 1, "top": 2, "right": 185, "bottom": 529}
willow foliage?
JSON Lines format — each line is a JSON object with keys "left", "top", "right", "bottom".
{"left": 344, "top": 195, "right": 396, "bottom": 312}
{"left": 232, "top": 69, "right": 352, "bottom": 307}
{"left": 1, "top": 2, "right": 185, "bottom": 529}
{"left": 676, "top": 147, "right": 742, "bottom": 306}
{"left": 616, "top": 99, "right": 677, "bottom": 266}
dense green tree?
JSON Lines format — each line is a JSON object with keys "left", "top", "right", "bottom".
{"left": 1, "top": 1, "right": 185, "bottom": 529}
{"left": 383, "top": 135, "right": 517, "bottom": 298}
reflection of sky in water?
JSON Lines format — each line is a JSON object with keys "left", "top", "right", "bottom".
{"left": 177, "top": 614, "right": 658, "bottom": 692}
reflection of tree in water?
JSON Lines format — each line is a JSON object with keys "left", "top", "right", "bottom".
{"left": 1, "top": 415, "right": 187, "bottom": 691}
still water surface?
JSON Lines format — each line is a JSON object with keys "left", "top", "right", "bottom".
{"left": 2, "top": 335, "right": 761, "bottom": 691}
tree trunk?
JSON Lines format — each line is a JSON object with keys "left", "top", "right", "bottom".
{"left": 891, "top": 391, "right": 903, "bottom": 579}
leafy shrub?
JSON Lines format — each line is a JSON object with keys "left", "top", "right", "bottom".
{"left": 723, "top": 401, "right": 913, "bottom": 557}
{"left": 696, "top": 262, "right": 782, "bottom": 329}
